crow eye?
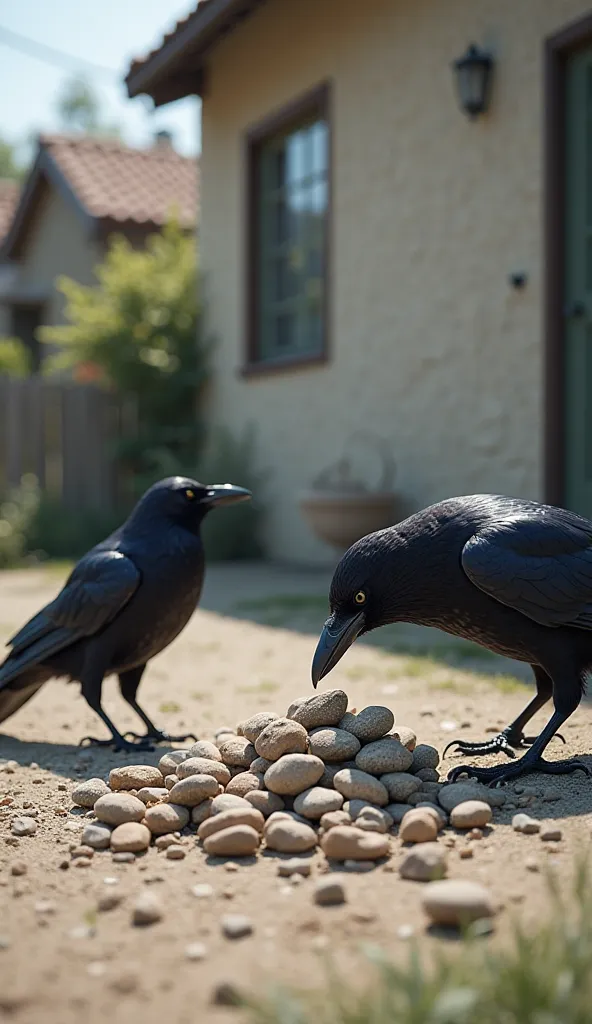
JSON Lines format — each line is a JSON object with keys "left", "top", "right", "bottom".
{"left": 354, "top": 591, "right": 366, "bottom": 605}
{"left": 185, "top": 489, "right": 196, "bottom": 501}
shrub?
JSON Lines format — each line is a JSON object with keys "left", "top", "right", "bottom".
{"left": 0, "top": 337, "right": 32, "bottom": 377}
{"left": 0, "top": 475, "right": 41, "bottom": 568}
{"left": 197, "top": 424, "right": 267, "bottom": 561}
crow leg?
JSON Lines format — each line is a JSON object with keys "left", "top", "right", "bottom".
{"left": 448, "top": 674, "right": 589, "bottom": 785}
{"left": 79, "top": 668, "right": 153, "bottom": 752}
{"left": 118, "top": 666, "right": 197, "bottom": 745}
{"left": 443, "top": 666, "right": 564, "bottom": 759}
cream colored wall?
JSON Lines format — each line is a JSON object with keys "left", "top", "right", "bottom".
{"left": 200, "top": 0, "right": 592, "bottom": 565}
{"left": 11, "top": 185, "right": 101, "bottom": 326}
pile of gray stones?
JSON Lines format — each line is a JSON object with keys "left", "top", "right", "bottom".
{"left": 64, "top": 688, "right": 527, "bottom": 926}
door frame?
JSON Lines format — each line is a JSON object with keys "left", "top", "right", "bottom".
{"left": 545, "top": 12, "right": 592, "bottom": 505}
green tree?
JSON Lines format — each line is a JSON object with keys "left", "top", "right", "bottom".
{"left": 57, "top": 76, "right": 120, "bottom": 138}
{"left": 0, "top": 136, "right": 24, "bottom": 180}
{"left": 0, "top": 337, "right": 32, "bottom": 376}
{"left": 40, "top": 220, "right": 210, "bottom": 485}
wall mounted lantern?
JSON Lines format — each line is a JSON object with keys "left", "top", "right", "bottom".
{"left": 452, "top": 43, "right": 494, "bottom": 119}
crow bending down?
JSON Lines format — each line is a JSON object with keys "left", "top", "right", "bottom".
{"left": 0, "top": 476, "right": 250, "bottom": 751}
{"left": 311, "top": 494, "right": 592, "bottom": 784}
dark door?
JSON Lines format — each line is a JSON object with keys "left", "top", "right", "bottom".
{"left": 565, "top": 47, "right": 592, "bottom": 516}
{"left": 11, "top": 304, "right": 44, "bottom": 373}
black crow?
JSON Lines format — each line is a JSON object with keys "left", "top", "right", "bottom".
{"left": 0, "top": 476, "right": 250, "bottom": 751}
{"left": 311, "top": 494, "right": 592, "bottom": 784}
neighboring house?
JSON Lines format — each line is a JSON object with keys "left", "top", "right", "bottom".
{"left": 127, "top": 0, "right": 592, "bottom": 565}
{"left": 0, "top": 179, "right": 21, "bottom": 339}
{"left": 0, "top": 133, "right": 198, "bottom": 371}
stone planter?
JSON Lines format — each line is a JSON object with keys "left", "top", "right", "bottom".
{"left": 299, "top": 490, "right": 398, "bottom": 552}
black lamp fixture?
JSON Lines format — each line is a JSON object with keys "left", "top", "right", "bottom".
{"left": 452, "top": 43, "right": 494, "bottom": 119}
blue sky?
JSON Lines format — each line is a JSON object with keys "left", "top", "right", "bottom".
{"left": 0, "top": 0, "right": 201, "bottom": 163}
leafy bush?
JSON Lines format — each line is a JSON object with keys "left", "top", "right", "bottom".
{"left": 0, "top": 475, "right": 41, "bottom": 568}
{"left": 27, "top": 497, "right": 122, "bottom": 561}
{"left": 249, "top": 862, "right": 592, "bottom": 1024}
{"left": 197, "top": 424, "right": 267, "bottom": 561}
{"left": 0, "top": 337, "right": 32, "bottom": 377}
{"left": 40, "top": 219, "right": 211, "bottom": 482}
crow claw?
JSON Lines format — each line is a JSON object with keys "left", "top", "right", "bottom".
{"left": 448, "top": 756, "right": 591, "bottom": 786}
{"left": 79, "top": 734, "right": 154, "bottom": 753}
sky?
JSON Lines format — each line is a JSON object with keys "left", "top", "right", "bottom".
{"left": 0, "top": 0, "right": 202, "bottom": 164}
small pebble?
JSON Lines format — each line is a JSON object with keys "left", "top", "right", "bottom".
{"left": 212, "top": 982, "right": 242, "bottom": 1007}
{"left": 97, "top": 892, "right": 123, "bottom": 912}
{"left": 221, "top": 914, "right": 253, "bottom": 939}
{"left": 314, "top": 879, "right": 346, "bottom": 906}
{"left": 450, "top": 801, "right": 492, "bottom": 830}
{"left": 525, "top": 857, "right": 540, "bottom": 872}
{"left": 11, "top": 817, "right": 37, "bottom": 837}
{"left": 397, "top": 924, "right": 415, "bottom": 939}
{"left": 542, "top": 788, "right": 562, "bottom": 802}
{"left": 10, "top": 861, "right": 27, "bottom": 876}
{"left": 422, "top": 880, "right": 495, "bottom": 927}
{"left": 277, "top": 859, "right": 312, "bottom": 878}
{"left": 343, "top": 859, "right": 375, "bottom": 873}
{"left": 399, "top": 843, "right": 447, "bottom": 882}
{"left": 132, "top": 891, "right": 163, "bottom": 926}
{"left": 112, "top": 852, "right": 136, "bottom": 864}
{"left": 185, "top": 942, "right": 207, "bottom": 961}
{"left": 459, "top": 847, "right": 474, "bottom": 860}
{"left": 512, "top": 813, "right": 540, "bottom": 834}
{"left": 165, "top": 845, "right": 186, "bottom": 860}
{"left": 74, "top": 856, "right": 92, "bottom": 868}
{"left": 540, "top": 828, "right": 562, "bottom": 842}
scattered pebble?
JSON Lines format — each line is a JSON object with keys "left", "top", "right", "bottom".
{"left": 421, "top": 880, "right": 495, "bottom": 927}
{"left": 277, "top": 859, "right": 312, "bottom": 878}
{"left": 94, "top": 794, "right": 146, "bottom": 826}
{"left": 185, "top": 942, "right": 208, "bottom": 961}
{"left": 450, "top": 800, "right": 492, "bottom": 830}
{"left": 525, "top": 857, "right": 540, "bottom": 873}
{"left": 512, "top": 813, "right": 540, "bottom": 834}
{"left": 132, "top": 891, "right": 163, "bottom": 926}
{"left": 71, "top": 778, "right": 110, "bottom": 808}
{"left": 110, "top": 822, "right": 151, "bottom": 853}
{"left": 399, "top": 843, "right": 447, "bottom": 882}
{"left": 221, "top": 914, "right": 253, "bottom": 939}
{"left": 212, "top": 981, "right": 242, "bottom": 1007}
{"left": 165, "top": 844, "right": 187, "bottom": 860}
{"left": 400, "top": 809, "right": 438, "bottom": 844}
{"left": 265, "top": 819, "right": 317, "bottom": 853}
{"left": 112, "top": 852, "right": 136, "bottom": 864}
{"left": 321, "top": 825, "right": 389, "bottom": 861}
{"left": 10, "top": 861, "right": 27, "bottom": 876}
{"left": 542, "top": 788, "right": 562, "bottom": 802}
{"left": 97, "top": 892, "right": 123, "bottom": 912}
{"left": 438, "top": 783, "right": 505, "bottom": 812}
{"left": 11, "top": 817, "right": 37, "bottom": 837}
{"left": 109, "top": 765, "right": 163, "bottom": 791}
{"left": 204, "top": 825, "right": 261, "bottom": 857}
{"left": 397, "top": 924, "right": 415, "bottom": 939}
{"left": 541, "top": 828, "right": 562, "bottom": 842}
{"left": 192, "top": 883, "right": 214, "bottom": 898}
{"left": 313, "top": 879, "right": 346, "bottom": 906}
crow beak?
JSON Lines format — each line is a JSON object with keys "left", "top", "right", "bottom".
{"left": 311, "top": 610, "right": 365, "bottom": 688}
{"left": 204, "top": 484, "right": 252, "bottom": 507}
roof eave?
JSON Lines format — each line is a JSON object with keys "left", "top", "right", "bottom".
{"left": 125, "top": 0, "right": 265, "bottom": 105}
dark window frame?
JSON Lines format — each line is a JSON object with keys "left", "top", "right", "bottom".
{"left": 242, "top": 81, "right": 332, "bottom": 377}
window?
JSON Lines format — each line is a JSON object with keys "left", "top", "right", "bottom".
{"left": 245, "top": 84, "right": 331, "bottom": 372}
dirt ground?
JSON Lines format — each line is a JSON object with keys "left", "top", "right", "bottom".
{"left": 1, "top": 563, "right": 592, "bottom": 1024}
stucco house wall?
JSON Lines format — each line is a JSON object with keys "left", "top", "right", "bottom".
{"left": 198, "top": 0, "right": 592, "bottom": 565}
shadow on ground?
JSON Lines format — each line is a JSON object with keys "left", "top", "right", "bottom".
{"left": 0, "top": 734, "right": 174, "bottom": 780}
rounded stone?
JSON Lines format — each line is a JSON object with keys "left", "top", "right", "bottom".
{"left": 132, "top": 891, "right": 163, "bottom": 926}
{"left": 356, "top": 737, "right": 413, "bottom": 776}
{"left": 71, "top": 778, "right": 109, "bottom": 808}
{"left": 238, "top": 712, "right": 279, "bottom": 744}
{"left": 225, "top": 772, "right": 265, "bottom": 797}
{"left": 176, "top": 757, "right": 231, "bottom": 786}
{"left": 419, "top": 780, "right": 441, "bottom": 797}
{"left": 414, "top": 804, "right": 446, "bottom": 829}
{"left": 164, "top": 774, "right": 179, "bottom": 791}
{"left": 416, "top": 768, "right": 440, "bottom": 783}
{"left": 293, "top": 787, "right": 344, "bottom": 820}
{"left": 339, "top": 706, "right": 395, "bottom": 743}
{"left": 210, "top": 794, "right": 252, "bottom": 815}
{"left": 288, "top": 690, "right": 349, "bottom": 730}
{"left": 203, "top": 825, "right": 260, "bottom": 857}
{"left": 308, "top": 727, "right": 361, "bottom": 763}
{"left": 354, "top": 806, "right": 393, "bottom": 833}
{"left": 264, "top": 819, "right": 318, "bottom": 853}
{"left": 81, "top": 822, "right": 113, "bottom": 850}
{"left": 512, "top": 813, "right": 541, "bottom": 834}
{"left": 421, "top": 880, "right": 496, "bottom": 927}
{"left": 321, "top": 825, "right": 389, "bottom": 861}
{"left": 333, "top": 768, "right": 389, "bottom": 807}
{"left": 144, "top": 803, "right": 190, "bottom": 834}
{"left": 158, "top": 750, "right": 190, "bottom": 777}
{"left": 198, "top": 807, "right": 265, "bottom": 840}
{"left": 411, "top": 745, "right": 440, "bottom": 772}
{"left": 386, "top": 803, "right": 414, "bottom": 824}
{"left": 109, "top": 765, "right": 163, "bottom": 791}
{"left": 254, "top": 718, "right": 308, "bottom": 760}
{"left": 314, "top": 879, "right": 346, "bottom": 906}
{"left": 94, "top": 793, "right": 146, "bottom": 826}
{"left": 191, "top": 800, "right": 213, "bottom": 826}
{"left": 218, "top": 736, "right": 257, "bottom": 768}
{"left": 187, "top": 740, "right": 223, "bottom": 762}
{"left": 320, "top": 810, "right": 352, "bottom": 830}
{"left": 399, "top": 843, "right": 447, "bottom": 882}
{"left": 167, "top": 774, "right": 219, "bottom": 807}
{"left": 264, "top": 754, "right": 325, "bottom": 796}
{"left": 165, "top": 844, "right": 186, "bottom": 860}
{"left": 318, "top": 762, "right": 357, "bottom": 789}
{"left": 11, "top": 816, "right": 37, "bottom": 836}
{"left": 244, "top": 791, "right": 285, "bottom": 818}
{"left": 137, "top": 787, "right": 168, "bottom": 805}
{"left": 249, "top": 757, "right": 274, "bottom": 775}
{"left": 380, "top": 772, "right": 422, "bottom": 803}
{"left": 400, "top": 809, "right": 439, "bottom": 844}
{"left": 110, "top": 822, "right": 151, "bottom": 853}
{"left": 450, "top": 800, "right": 492, "bottom": 830}
{"left": 394, "top": 726, "right": 417, "bottom": 752}
{"left": 438, "top": 783, "right": 505, "bottom": 812}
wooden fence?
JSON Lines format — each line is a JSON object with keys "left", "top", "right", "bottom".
{"left": 0, "top": 376, "right": 137, "bottom": 511}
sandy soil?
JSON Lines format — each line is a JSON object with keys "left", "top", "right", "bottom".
{"left": 1, "top": 565, "right": 592, "bottom": 1024}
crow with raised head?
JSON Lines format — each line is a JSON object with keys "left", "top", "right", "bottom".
{"left": 0, "top": 476, "right": 251, "bottom": 751}
{"left": 311, "top": 494, "right": 592, "bottom": 784}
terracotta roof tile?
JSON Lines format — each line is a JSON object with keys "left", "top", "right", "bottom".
{"left": 39, "top": 134, "right": 198, "bottom": 228}
{"left": 0, "top": 180, "right": 20, "bottom": 246}
{"left": 127, "top": 0, "right": 211, "bottom": 79}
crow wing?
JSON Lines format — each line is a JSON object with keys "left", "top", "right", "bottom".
{"left": 461, "top": 510, "right": 592, "bottom": 629}
{"left": 0, "top": 550, "right": 140, "bottom": 685}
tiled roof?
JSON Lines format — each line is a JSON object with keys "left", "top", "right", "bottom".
{"left": 127, "top": 0, "right": 213, "bottom": 80}
{"left": 0, "top": 180, "right": 20, "bottom": 246}
{"left": 39, "top": 134, "right": 198, "bottom": 228}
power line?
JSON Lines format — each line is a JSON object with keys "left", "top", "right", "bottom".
{"left": 0, "top": 24, "right": 119, "bottom": 78}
